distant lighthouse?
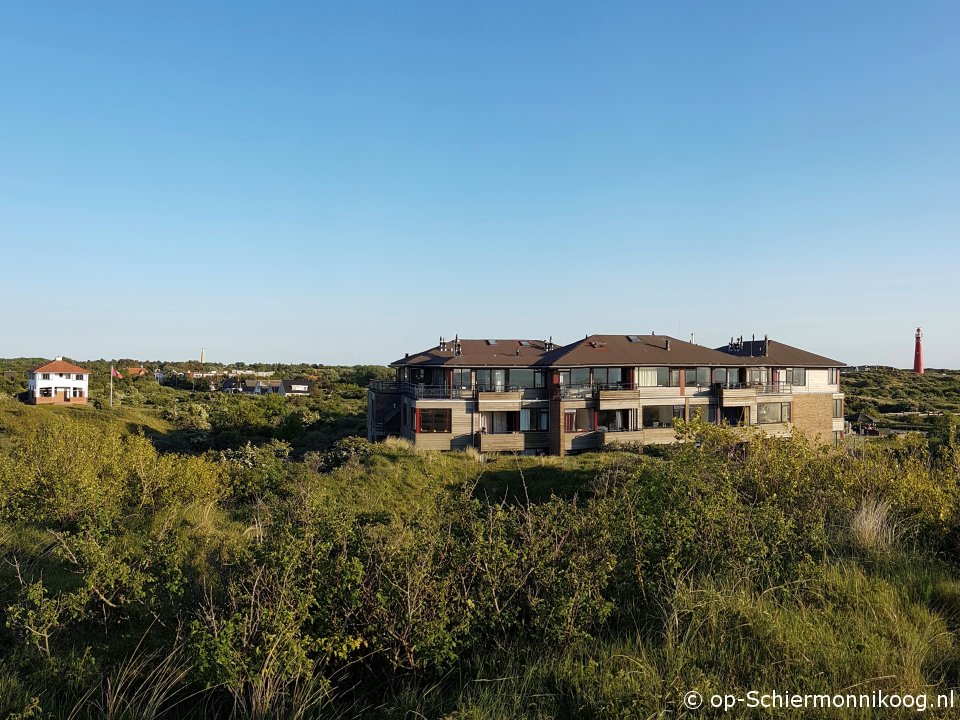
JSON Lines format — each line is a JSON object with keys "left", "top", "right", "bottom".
{"left": 913, "top": 328, "right": 924, "bottom": 374}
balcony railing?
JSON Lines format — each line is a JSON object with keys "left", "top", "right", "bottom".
{"left": 369, "top": 380, "right": 547, "bottom": 400}
{"left": 713, "top": 382, "right": 793, "bottom": 394}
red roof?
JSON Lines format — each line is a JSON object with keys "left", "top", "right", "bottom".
{"left": 30, "top": 359, "right": 92, "bottom": 375}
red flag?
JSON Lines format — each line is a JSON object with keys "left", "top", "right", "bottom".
{"left": 111, "top": 366, "right": 123, "bottom": 379}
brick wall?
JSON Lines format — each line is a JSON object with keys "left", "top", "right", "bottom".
{"left": 792, "top": 394, "right": 833, "bottom": 444}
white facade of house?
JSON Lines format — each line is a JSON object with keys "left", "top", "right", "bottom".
{"left": 27, "top": 357, "right": 90, "bottom": 404}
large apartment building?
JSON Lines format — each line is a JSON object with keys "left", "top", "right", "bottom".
{"left": 367, "top": 334, "right": 845, "bottom": 455}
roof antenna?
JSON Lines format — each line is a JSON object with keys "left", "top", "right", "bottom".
{"left": 751, "top": 333, "right": 755, "bottom": 357}
{"left": 690, "top": 332, "right": 695, "bottom": 344}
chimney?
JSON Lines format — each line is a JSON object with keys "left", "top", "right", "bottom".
{"left": 55, "top": 355, "right": 63, "bottom": 361}
{"left": 914, "top": 328, "right": 924, "bottom": 374}
{"left": 750, "top": 333, "right": 755, "bottom": 357}
{"left": 665, "top": 338, "right": 671, "bottom": 351}
{"left": 764, "top": 334, "right": 769, "bottom": 357}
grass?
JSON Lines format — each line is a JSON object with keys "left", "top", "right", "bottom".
{"left": 843, "top": 368, "right": 960, "bottom": 415}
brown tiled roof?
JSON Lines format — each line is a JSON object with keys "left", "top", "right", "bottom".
{"left": 539, "top": 335, "right": 742, "bottom": 367}
{"left": 714, "top": 339, "right": 843, "bottom": 367}
{"left": 392, "top": 334, "right": 845, "bottom": 369}
{"left": 391, "top": 339, "right": 549, "bottom": 368}
{"left": 30, "top": 359, "right": 91, "bottom": 375}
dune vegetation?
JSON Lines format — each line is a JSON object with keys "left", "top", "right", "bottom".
{"left": 2, "top": 384, "right": 960, "bottom": 718}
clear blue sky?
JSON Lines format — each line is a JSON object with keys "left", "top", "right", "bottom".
{"left": 2, "top": 1, "right": 957, "bottom": 367}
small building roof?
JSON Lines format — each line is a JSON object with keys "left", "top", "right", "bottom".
{"left": 30, "top": 358, "right": 91, "bottom": 375}
{"left": 282, "top": 378, "right": 314, "bottom": 393}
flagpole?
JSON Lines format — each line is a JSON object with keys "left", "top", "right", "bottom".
{"left": 110, "top": 365, "right": 114, "bottom": 407}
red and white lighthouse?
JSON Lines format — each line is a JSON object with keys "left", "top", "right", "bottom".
{"left": 913, "top": 327, "right": 924, "bottom": 374}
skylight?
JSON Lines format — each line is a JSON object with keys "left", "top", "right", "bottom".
{"left": 627, "top": 335, "right": 642, "bottom": 342}
{"left": 486, "top": 340, "right": 498, "bottom": 345}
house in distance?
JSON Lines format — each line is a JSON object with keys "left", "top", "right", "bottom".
{"left": 25, "top": 357, "right": 91, "bottom": 405}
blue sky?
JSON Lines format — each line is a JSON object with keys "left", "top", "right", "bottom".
{"left": 1, "top": 1, "right": 957, "bottom": 366}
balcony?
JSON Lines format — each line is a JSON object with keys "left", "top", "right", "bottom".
{"left": 370, "top": 381, "right": 547, "bottom": 402}
{"left": 594, "top": 383, "right": 641, "bottom": 400}
{"left": 476, "top": 431, "right": 549, "bottom": 452}
{"left": 600, "top": 429, "right": 645, "bottom": 445}
{"left": 717, "top": 381, "right": 792, "bottom": 407}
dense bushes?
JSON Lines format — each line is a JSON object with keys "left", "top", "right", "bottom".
{"left": 2, "top": 413, "right": 960, "bottom": 717}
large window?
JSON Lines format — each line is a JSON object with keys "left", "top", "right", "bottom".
{"left": 475, "top": 369, "right": 506, "bottom": 391}
{"left": 687, "top": 405, "right": 716, "bottom": 422}
{"left": 419, "top": 409, "right": 451, "bottom": 433}
{"left": 785, "top": 368, "right": 806, "bottom": 386}
{"left": 655, "top": 368, "right": 681, "bottom": 387}
{"left": 571, "top": 368, "right": 591, "bottom": 386}
{"left": 833, "top": 398, "right": 843, "bottom": 418}
{"left": 637, "top": 368, "right": 658, "bottom": 387}
{"left": 453, "top": 369, "right": 472, "bottom": 389}
{"left": 598, "top": 409, "right": 631, "bottom": 431}
{"left": 592, "top": 367, "right": 623, "bottom": 387}
{"left": 564, "top": 408, "right": 594, "bottom": 432}
{"left": 642, "top": 405, "right": 683, "bottom": 428}
{"left": 746, "top": 368, "right": 769, "bottom": 385}
{"left": 41, "top": 373, "right": 50, "bottom": 380}
{"left": 758, "top": 402, "right": 792, "bottom": 424}
{"left": 520, "top": 408, "right": 549, "bottom": 431}
{"left": 684, "top": 367, "right": 711, "bottom": 388}
{"left": 828, "top": 368, "right": 839, "bottom": 384}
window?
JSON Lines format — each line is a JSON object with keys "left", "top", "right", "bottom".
{"left": 828, "top": 368, "right": 839, "bottom": 384}
{"left": 573, "top": 408, "right": 594, "bottom": 431}
{"left": 833, "top": 431, "right": 843, "bottom": 447}
{"left": 687, "top": 405, "right": 716, "bottom": 422}
{"left": 637, "top": 368, "right": 658, "bottom": 387}
{"left": 571, "top": 368, "right": 590, "bottom": 386}
{"left": 72, "top": 388, "right": 83, "bottom": 398}
{"left": 642, "top": 405, "right": 683, "bottom": 428}
{"left": 592, "top": 367, "right": 622, "bottom": 386}
{"left": 508, "top": 369, "right": 538, "bottom": 388}
{"left": 40, "top": 387, "right": 53, "bottom": 397}
{"left": 564, "top": 408, "right": 593, "bottom": 432}
{"left": 683, "top": 367, "right": 711, "bottom": 388}
{"left": 833, "top": 398, "right": 843, "bottom": 418}
{"left": 758, "top": 402, "right": 792, "bottom": 424}
{"left": 746, "top": 368, "right": 769, "bottom": 385}
{"left": 42, "top": 373, "right": 50, "bottom": 380}
{"left": 598, "top": 409, "right": 630, "bottom": 431}
{"left": 655, "top": 367, "right": 680, "bottom": 387}
{"left": 419, "top": 409, "right": 451, "bottom": 433}
{"left": 785, "top": 368, "right": 806, "bottom": 386}
{"left": 534, "top": 370, "right": 546, "bottom": 388}
{"left": 453, "top": 369, "right": 472, "bottom": 389}
{"left": 475, "top": 369, "right": 505, "bottom": 391}
{"left": 520, "top": 408, "right": 549, "bottom": 431}
{"left": 74, "top": 374, "right": 83, "bottom": 381}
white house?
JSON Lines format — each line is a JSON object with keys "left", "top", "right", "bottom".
{"left": 26, "top": 357, "right": 91, "bottom": 405}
